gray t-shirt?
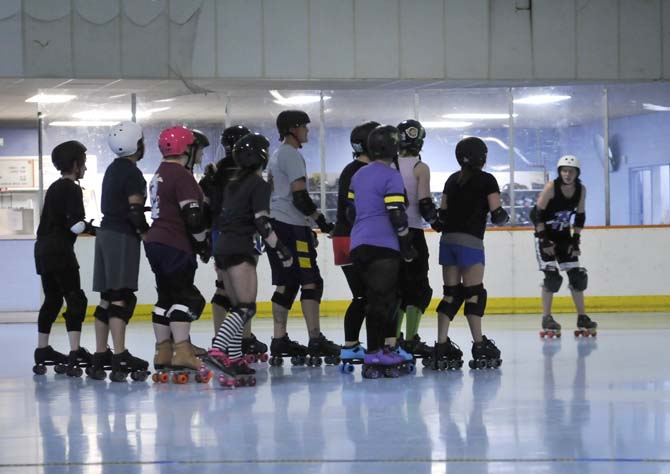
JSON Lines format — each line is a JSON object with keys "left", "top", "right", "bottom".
{"left": 268, "top": 143, "right": 310, "bottom": 226}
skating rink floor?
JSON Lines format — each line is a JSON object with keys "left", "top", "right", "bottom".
{"left": 0, "top": 313, "right": 668, "bottom": 474}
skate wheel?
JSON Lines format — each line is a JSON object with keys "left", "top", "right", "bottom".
{"left": 131, "top": 371, "right": 148, "bottom": 382}
{"left": 574, "top": 330, "right": 581, "bottom": 337}
{"left": 422, "top": 358, "right": 431, "bottom": 367}
{"left": 110, "top": 371, "right": 126, "bottom": 382}
{"left": 556, "top": 332, "right": 561, "bottom": 338}
{"left": 54, "top": 364, "right": 67, "bottom": 375}
{"left": 407, "top": 363, "right": 416, "bottom": 375}
{"left": 362, "top": 366, "right": 379, "bottom": 379}
{"left": 157, "top": 372, "right": 168, "bottom": 383}
{"left": 539, "top": 331, "right": 545, "bottom": 338}
{"left": 314, "top": 357, "right": 322, "bottom": 367}
{"left": 178, "top": 373, "right": 190, "bottom": 384}
{"left": 245, "top": 354, "right": 256, "bottom": 364}
{"left": 234, "top": 378, "right": 243, "bottom": 387}
{"left": 33, "top": 365, "right": 47, "bottom": 375}
{"left": 259, "top": 353, "right": 269, "bottom": 363}
{"left": 67, "top": 367, "right": 83, "bottom": 377}
{"left": 151, "top": 373, "right": 159, "bottom": 383}
{"left": 345, "top": 363, "right": 355, "bottom": 374}
{"left": 468, "top": 360, "right": 475, "bottom": 369}
{"left": 591, "top": 331, "right": 597, "bottom": 337}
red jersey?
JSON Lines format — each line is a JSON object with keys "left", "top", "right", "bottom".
{"left": 146, "top": 161, "right": 204, "bottom": 254}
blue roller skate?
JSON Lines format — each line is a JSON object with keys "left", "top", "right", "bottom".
{"left": 339, "top": 343, "right": 365, "bottom": 374}
{"left": 394, "top": 344, "right": 416, "bottom": 374}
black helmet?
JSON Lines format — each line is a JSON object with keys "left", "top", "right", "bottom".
{"left": 350, "top": 121, "right": 380, "bottom": 157}
{"left": 367, "top": 125, "right": 400, "bottom": 162}
{"left": 276, "top": 110, "right": 310, "bottom": 140}
{"left": 233, "top": 133, "right": 271, "bottom": 170}
{"left": 220, "top": 125, "right": 250, "bottom": 155}
{"left": 192, "top": 129, "right": 210, "bottom": 149}
{"left": 51, "top": 140, "right": 87, "bottom": 172}
{"left": 397, "top": 119, "right": 426, "bottom": 155}
{"left": 455, "top": 137, "right": 487, "bottom": 168}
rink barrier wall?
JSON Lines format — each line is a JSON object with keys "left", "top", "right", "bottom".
{"left": 3, "top": 226, "right": 670, "bottom": 318}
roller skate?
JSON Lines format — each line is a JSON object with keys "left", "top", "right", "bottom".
{"left": 307, "top": 333, "right": 341, "bottom": 367}
{"left": 539, "top": 314, "right": 562, "bottom": 338}
{"left": 109, "top": 350, "right": 150, "bottom": 382}
{"left": 394, "top": 344, "right": 416, "bottom": 374}
{"left": 431, "top": 338, "right": 464, "bottom": 371}
{"left": 188, "top": 338, "right": 208, "bottom": 358}
{"left": 269, "top": 334, "right": 308, "bottom": 367}
{"left": 401, "top": 334, "right": 434, "bottom": 367}
{"left": 85, "top": 348, "right": 113, "bottom": 380}
{"left": 574, "top": 314, "right": 597, "bottom": 338}
{"left": 339, "top": 343, "right": 366, "bottom": 374}
{"left": 242, "top": 333, "right": 269, "bottom": 364}
{"left": 65, "top": 347, "right": 92, "bottom": 377}
{"left": 151, "top": 339, "right": 173, "bottom": 384}
{"left": 361, "top": 346, "right": 404, "bottom": 379}
{"left": 33, "top": 346, "right": 68, "bottom": 375}
{"left": 161, "top": 340, "right": 213, "bottom": 384}
{"left": 205, "top": 348, "right": 256, "bottom": 388}
{"left": 469, "top": 336, "right": 502, "bottom": 370}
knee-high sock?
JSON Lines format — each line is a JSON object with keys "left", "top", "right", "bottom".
{"left": 405, "top": 305, "right": 423, "bottom": 340}
{"left": 212, "top": 311, "right": 245, "bottom": 359}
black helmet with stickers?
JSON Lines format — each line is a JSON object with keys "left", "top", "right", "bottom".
{"left": 191, "top": 129, "right": 210, "bottom": 149}
{"left": 233, "top": 133, "right": 271, "bottom": 170}
{"left": 350, "top": 121, "right": 380, "bottom": 158}
{"left": 397, "top": 119, "right": 426, "bottom": 155}
{"left": 455, "top": 136, "right": 487, "bottom": 169}
{"left": 367, "top": 125, "right": 400, "bottom": 162}
{"left": 51, "top": 140, "right": 87, "bottom": 172}
{"left": 276, "top": 110, "right": 310, "bottom": 141}
{"left": 220, "top": 125, "right": 251, "bottom": 156}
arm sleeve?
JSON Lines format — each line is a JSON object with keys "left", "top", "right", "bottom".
{"left": 485, "top": 173, "right": 501, "bottom": 195}
{"left": 65, "top": 183, "right": 86, "bottom": 228}
{"left": 251, "top": 179, "right": 272, "bottom": 214}
{"left": 281, "top": 149, "right": 308, "bottom": 184}
{"left": 176, "top": 171, "right": 204, "bottom": 206}
{"left": 124, "top": 168, "right": 147, "bottom": 200}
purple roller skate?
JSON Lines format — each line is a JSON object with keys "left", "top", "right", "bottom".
{"left": 362, "top": 346, "right": 403, "bottom": 379}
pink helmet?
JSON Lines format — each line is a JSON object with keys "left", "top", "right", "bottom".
{"left": 158, "top": 126, "right": 195, "bottom": 157}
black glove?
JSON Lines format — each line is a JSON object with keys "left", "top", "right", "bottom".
{"left": 193, "top": 237, "right": 211, "bottom": 264}
{"left": 430, "top": 220, "right": 443, "bottom": 233}
{"left": 399, "top": 234, "right": 418, "bottom": 262}
{"left": 275, "top": 240, "right": 294, "bottom": 268}
{"left": 315, "top": 214, "right": 334, "bottom": 234}
{"left": 535, "top": 230, "right": 555, "bottom": 255}
{"left": 84, "top": 219, "right": 98, "bottom": 236}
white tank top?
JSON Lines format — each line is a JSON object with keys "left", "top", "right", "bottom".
{"left": 397, "top": 156, "right": 424, "bottom": 229}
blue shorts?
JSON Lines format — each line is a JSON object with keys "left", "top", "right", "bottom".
{"left": 439, "top": 242, "right": 485, "bottom": 267}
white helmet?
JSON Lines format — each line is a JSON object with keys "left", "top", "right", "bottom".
{"left": 108, "top": 121, "right": 143, "bottom": 157}
{"left": 557, "top": 155, "right": 580, "bottom": 175}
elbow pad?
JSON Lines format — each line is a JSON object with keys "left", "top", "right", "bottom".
{"left": 490, "top": 207, "right": 509, "bottom": 226}
{"left": 128, "top": 203, "right": 150, "bottom": 234}
{"left": 388, "top": 208, "right": 409, "bottom": 234}
{"left": 254, "top": 215, "right": 273, "bottom": 239}
{"left": 181, "top": 202, "right": 206, "bottom": 240}
{"left": 418, "top": 197, "right": 438, "bottom": 224}
{"left": 530, "top": 205, "right": 546, "bottom": 225}
{"left": 292, "top": 189, "right": 317, "bottom": 216}
{"left": 574, "top": 212, "right": 586, "bottom": 228}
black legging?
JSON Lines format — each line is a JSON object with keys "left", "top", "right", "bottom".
{"left": 342, "top": 264, "right": 369, "bottom": 342}
{"left": 38, "top": 268, "right": 82, "bottom": 333}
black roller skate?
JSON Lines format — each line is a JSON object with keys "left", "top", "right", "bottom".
{"left": 401, "top": 334, "right": 434, "bottom": 367}
{"left": 33, "top": 346, "right": 68, "bottom": 375}
{"left": 431, "top": 338, "right": 464, "bottom": 371}
{"left": 339, "top": 343, "right": 365, "bottom": 374}
{"left": 206, "top": 348, "right": 256, "bottom": 388}
{"left": 574, "top": 314, "right": 597, "bottom": 338}
{"left": 307, "top": 333, "right": 341, "bottom": 367}
{"left": 469, "top": 336, "right": 502, "bottom": 370}
{"left": 65, "top": 347, "right": 92, "bottom": 377}
{"left": 539, "top": 314, "right": 562, "bottom": 339}
{"left": 242, "top": 333, "right": 269, "bottom": 364}
{"left": 86, "top": 348, "right": 113, "bottom": 380}
{"left": 269, "top": 334, "right": 308, "bottom": 367}
{"left": 109, "top": 350, "right": 150, "bottom": 382}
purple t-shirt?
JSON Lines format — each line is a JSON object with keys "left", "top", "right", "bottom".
{"left": 146, "top": 161, "right": 204, "bottom": 255}
{"left": 350, "top": 161, "right": 406, "bottom": 252}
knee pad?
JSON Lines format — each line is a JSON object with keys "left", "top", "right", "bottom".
{"left": 300, "top": 282, "right": 323, "bottom": 303}
{"left": 93, "top": 292, "right": 109, "bottom": 324}
{"left": 108, "top": 290, "right": 136, "bottom": 323}
{"left": 463, "top": 284, "right": 487, "bottom": 317}
{"left": 236, "top": 303, "right": 257, "bottom": 324}
{"left": 108, "top": 302, "right": 133, "bottom": 324}
{"left": 151, "top": 305, "right": 170, "bottom": 326}
{"left": 567, "top": 267, "right": 588, "bottom": 291}
{"left": 271, "top": 285, "right": 299, "bottom": 310}
{"left": 542, "top": 270, "right": 563, "bottom": 293}
{"left": 211, "top": 293, "right": 232, "bottom": 311}
{"left": 436, "top": 284, "right": 464, "bottom": 321}
{"left": 415, "top": 286, "right": 433, "bottom": 313}
{"left": 63, "top": 289, "right": 87, "bottom": 331}
{"left": 168, "top": 286, "right": 206, "bottom": 322}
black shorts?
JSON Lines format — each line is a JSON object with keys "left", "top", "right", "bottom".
{"left": 535, "top": 235, "right": 580, "bottom": 271}
{"left": 266, "top": 220, "right": 322, "bottom": 287}
{"left": 217, "top": 254, "right": 259, "bottom": 270}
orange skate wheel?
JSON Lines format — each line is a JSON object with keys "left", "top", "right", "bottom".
{"left": 152, "top": 373, "right": 159, "bottom": 383}
{"left": 159, "top": 372, "right": 169, "bottom": 383}
{"left": 177, "top": 373, "right": 189, "bottom": 384}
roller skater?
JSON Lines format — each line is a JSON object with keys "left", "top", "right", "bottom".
{"left": 266, "top": 110, "right": 340, "bottom": 368}
{"left": 394, "top": 120, "right": 439, "bottom": 361}
{"left": 33, "top": 140, "right": 95, "bottom": 377}
{"left": 530, "top": 155, "right": 595, "bottom": 338}
{"left": 349, "top": 125, "right": 418, "bottom": 378}
{"left": 145, "top": 126, "right": 212, "bottom": 384}
{"left": 333, "top": 121, "right": 378, "bottom": 372}
{"left": 206, "top": 133, "right": 292, "bottom": 386}
{"left": 435, "top": 137, "right": 506, "bottom": 371}
{"left": 540, "top": 314, "right": 562, "bottom": 338}
{"left": 92, "top": 122, "right": 149, "bottom": 380}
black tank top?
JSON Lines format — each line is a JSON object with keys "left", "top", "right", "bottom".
{"left": 543, "top": 178, "right": 582, "bottom": 236}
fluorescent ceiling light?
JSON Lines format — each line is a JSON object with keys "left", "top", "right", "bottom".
{"left": 643, "top": 103, "right": 670, "bottom": 112}
{"left": 49, "top": 120, "right": 120, "bottom": 127}
{"left": 72, "top": 107, "right": 169, "bottom": 120}
{"left": 107, "top": 93, "right": 127, "bottom": 99}
{"left": 423, "top": 120, "right": 473, "bottom": 129}
{"left": 513, "top": 94, "right": 571, "bottom": 105}
{"left": 270, "top": 90, "right": 330, "bottom": 105}
{"left": 26, "top": 94, "right": 77, "bottom": 104}
{"left": 442, "top": 113, "right": 517, "bottom": 120}
{"left": 154, "top": 98, "right": 177, "bottom": 103}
